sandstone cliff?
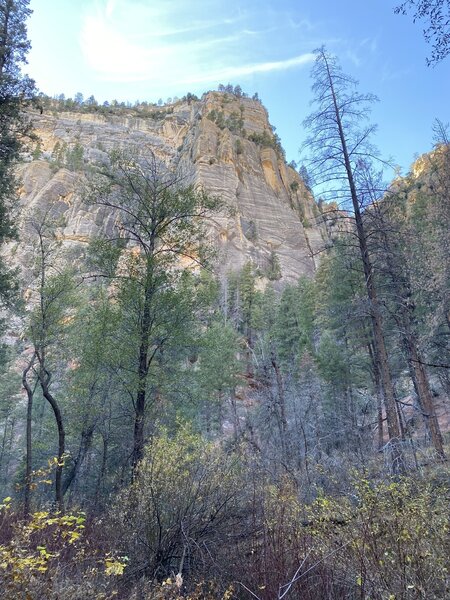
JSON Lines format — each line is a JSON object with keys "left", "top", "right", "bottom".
{"left": 14, "top": 92, "right": 327, "bottom": 282}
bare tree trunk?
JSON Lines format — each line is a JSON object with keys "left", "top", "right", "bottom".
{"left": 271, "top": 352, "right": 288, "bottom": 459}
{"left": 132, "top": 263, "right": 155, "bottom": 475}
{"left": 132, "top": 314, "right": 150, "bottom": 474}
{"left": 368, "top": 341, "right": 386, "bottom": 451}
{"left": 22, "top": 352, "right": 36, "bottom": 517}
{"left": 4, "top": 416, "right": 15, "bottom": 484}
{"left": 0, "top": 417, "right": 9, "bottom": 483}
{"left": 94, "top": 435, "right": 109, "bottom": 511}
{"left": 407, "top": 337, "right": 445, "bottom": 458}
{"left": 63, "top": 422, "right": 95, "bottom": 497}
{"left": 37, "top": 359, "right": 65, "bottom": 512}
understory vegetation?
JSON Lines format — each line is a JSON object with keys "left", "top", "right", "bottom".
{"left": 0, "top": 3, "right": 449, "bottom": 599}
{"left": 0, "top": 137, "right": 449, "bottom": 597}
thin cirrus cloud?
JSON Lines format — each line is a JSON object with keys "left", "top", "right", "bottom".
{"left": 80, "top": 0, "right": 315, "bottom": 91}
{"left": 180, "top": 54, "right": 316, "bottom": 86}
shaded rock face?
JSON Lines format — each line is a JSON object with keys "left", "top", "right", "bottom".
{"left": 14, "top": 92, "right": 327, "bottom": 283}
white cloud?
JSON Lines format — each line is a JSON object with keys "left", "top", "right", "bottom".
{"left": 105, "top": 0, "right": 118, "bottom": 18}
{"left": 181, "top": 54, "right": 315, "bottom": 85}
{"left": 79, "top": 0, "right": 314, "bottom": 91}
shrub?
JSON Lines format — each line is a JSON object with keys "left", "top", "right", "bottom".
{"left": 247, "top": 130, "right": 285, "bottom": 158}
{"left": 266, "top": 251, "right": 282, "bottom": 281}
{"left": 110, "top": 426, "right": 246, "bottom": 585}
{"left": 234, "top": 472, "right": 450, "bottom": 600}
{"left": 0, "top": 497, "right": 125, "bottom": 599}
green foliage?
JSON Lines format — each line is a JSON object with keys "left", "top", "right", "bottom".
{"left": 50, "top": 141, "right": 85, "bottom": 171}
{"left": 241, "top": 218, "right": 257, "bottom": 241}
{"left": 247, "top": 130, "right": 286, "bottom": 158}
{"left": 183, "top": 92, "right": 198, "bottom": 104}
{"left": 298, "top": 164, "right": 313, "bottom": 190}
{"left": 265, "top": 250, "right": 282, "bottom": 281}
{"left": 207, "top": 109, "right": 244, "bottom": 132}
{"left": 193, "top": 321, "right": 242, "bottom": 431}
{"left": 225, "top": 111, "right": 244, "bottom": 133}
{"left": 274, "top": 278, "right": 315, "bottom": 370}
{"left": 0, "top": 361, "right": 21, "bottom": 493}
{"left": 32, "top": 141, "right": 42, "bottom": 160}
{"left": 111, "top": 426, "right": 245, "bottom": 581}
{"left": 84, "top": 147, "right": 224, "bottom": 469}
{"left": 28, "top": 270, "right": 77, "bottom": 351}
{"left": 233, "top": 261, "right": 258, "bottom": 333}
{"left": 65, "top": 143, "right": 84, "bottom": 171}
{"left": 0, "top": 0, "right": 36, "bottom": 305}
{"left": 307, "top": 473, "right": 450, "bottom": 599}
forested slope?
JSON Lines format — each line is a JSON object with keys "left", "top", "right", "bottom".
{"left": 0, "top": 9, "right": 449, "bottom": 596}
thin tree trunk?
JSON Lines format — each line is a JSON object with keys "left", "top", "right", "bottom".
{"left": 271, "top": 352, "right": 288, "bottom": 459}
{"left": 132, "top": 261, "right": 155, "bottom": 475}
{"left": 63, "top": 422, "right": 95, "bottom": 496}
{"left": 22, "top": 352, "right": 37, "bottom": 517}
{"left": 38, "top": 361, "right": 65, "bottom": 512}
{"left": 132, "top": 325, "right": 150, "bottom": 473}
{"left": 0, "top": 417, "right": 9, "bottom": 484}
{"left": 367, "top": 340, "right": 385, "bottom": 451}
{"left": 3, "top": 416, "right": 16, "bottom": 487}
{"left": 94, "top": 435, "right": 109, "bottom": 510}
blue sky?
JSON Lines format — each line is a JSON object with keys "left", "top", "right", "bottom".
{"left": 27, "top": 0, "right": 449, "bottom": 174}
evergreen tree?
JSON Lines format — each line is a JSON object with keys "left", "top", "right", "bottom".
{"left": 303, "top": 47, "right": 403, "bottom": 471}
{"left": 0, "top": 0, "right": 35, "bottom": 305}
{"left": 86, "top": 147, "right": 222, "bottom": 473}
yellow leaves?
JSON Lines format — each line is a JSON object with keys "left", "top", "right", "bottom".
{"left": 222, "top": 588, "right": 234, "bottom": 600}
{"left": 0, "top": 496, "right": 12, "bottom": 511}
{"left": 0, "top": 507, "right": 124, "bottom": 599}
{"left": 67, "top": 530, "right": 81, "bottom": 544}
{"left": 52, "top": 457, "right": 66, "bottom": 468}
{"left": 104, "top": 553, "right": 127, "bottom": 576}
{"left": 36, "top": 546, "right": 53, "bottom": 563}
{"left": 105, "top": 556, "right": 127, "bottom": 576}
{"left": 0, "top": 508, "right": 87, "bottom": 584}
{"left": 33, "top": 511, "right": 49, "bottom": 520}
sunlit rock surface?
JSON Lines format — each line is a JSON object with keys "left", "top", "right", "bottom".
{"left": 14, "top": 92, "right": 328, "bottom": 282}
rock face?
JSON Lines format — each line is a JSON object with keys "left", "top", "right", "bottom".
{"left": 14, "top": 92, "right": 327, "bottom": 282}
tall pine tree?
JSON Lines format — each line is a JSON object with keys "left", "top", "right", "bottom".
{"left": 0, "top": 0, "right": 35, "bottom": 306}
